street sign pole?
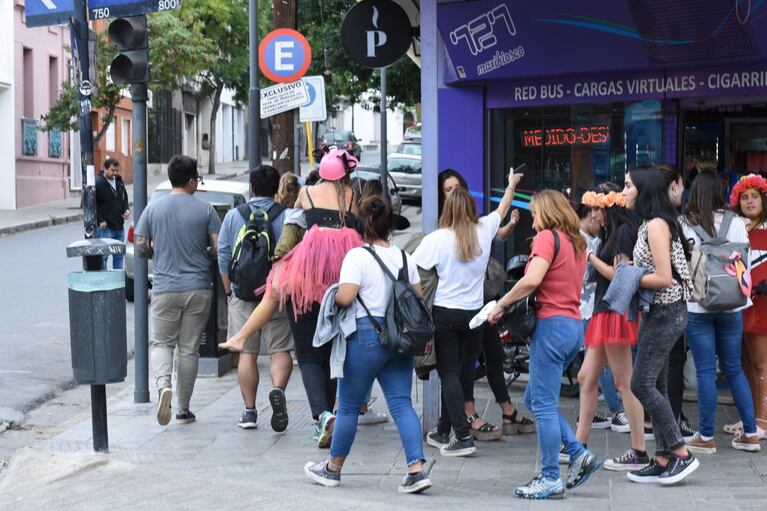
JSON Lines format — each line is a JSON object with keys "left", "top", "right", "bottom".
{"left": 249, "top": 0, "right": 260, "bottom": 170}
{"left": 380, "top": 68, "right": 390, "bottom": 204}
{"left": 73, "top": 0, "right": 97, "bottom": 242}
{"left": 132, "top": 81, "right": 150, "bottom": 404}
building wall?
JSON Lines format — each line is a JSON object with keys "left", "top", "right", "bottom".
{"left": 93, "top": 95, "right": 135, "bottom": 184}
{"left": 13, "top": 3, "right": 71, "bottom": 208}
{"left": 0, "top": 0, "right": 15, "bottom": 209}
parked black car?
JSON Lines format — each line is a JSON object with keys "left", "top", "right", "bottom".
{"left": 323, "top": 130, "right": 362, "bottom": 159}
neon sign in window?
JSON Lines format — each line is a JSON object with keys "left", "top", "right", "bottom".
{"left": 521, "top": 126, "right": 610, "bottom": 147}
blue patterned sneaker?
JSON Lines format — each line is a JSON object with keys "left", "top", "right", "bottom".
{"left": 304, "top": 461, "right": 341, "bottom": 487}
{"left": 316, "top": 411, "right": 335, "bottom": 448}
{"left": 514, "top": 476, "right": 565, "bottom": 500}
{"left": 566, "top": 449, "right": 602, "bottom": 489}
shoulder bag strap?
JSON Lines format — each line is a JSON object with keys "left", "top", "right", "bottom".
{"left": 398, "top": 249, "right": 409, "bottom": 281}
{"left": 363, "top": 246, "right": 398, "bottom": 282}
{"left": 236, "top": 203, "right": 252, "bottom": 222}
{"left": 356, "top": 295, "right": 384, "bottom": 334}
{"left": 717, "top": 210, "right": 735, "bottom": 241}
{"left": 550, "top": 229, "right": 560, "bottom": 263}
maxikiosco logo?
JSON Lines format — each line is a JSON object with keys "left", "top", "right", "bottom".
{"left": 448, "top": 3, "right": 524, "bottom": 78}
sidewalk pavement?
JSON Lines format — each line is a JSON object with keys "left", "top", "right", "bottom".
{"left": 1, "top": 355, "right": 765, "bottom": 510}
{"left": 0, "top": 161, "right": 251, "bottom": 237}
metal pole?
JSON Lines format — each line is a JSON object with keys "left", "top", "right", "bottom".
{"left": 132, "top": 83, "right": 150, "bottom": 404}
{"left": 91, "top": 385, "right": 109, "bottom": 451}
{"left": 380, "top": 68, "right": 390, "bottom": 203}
{"left": 420, "top": 0, "right": 440, "bottom": 435}
{"left": 249, "top": 0, "right": 261, "bottom": 170}
{"left": 294, "top": 115, "right": 301, "bottom": 174}
{"left": 74, "top": 0, "right": 96, "bottom": 240}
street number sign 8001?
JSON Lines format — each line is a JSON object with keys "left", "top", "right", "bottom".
{"left": 89, "top": 0, "right": 181, "bottom": 20}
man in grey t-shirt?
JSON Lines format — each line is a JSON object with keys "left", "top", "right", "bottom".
{"left": 135, "top": 155, "right": 221, "bottom": 426}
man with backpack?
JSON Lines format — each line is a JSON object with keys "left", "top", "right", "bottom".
{"left": 217, "top": 166, "right": 294, "bottom": 431}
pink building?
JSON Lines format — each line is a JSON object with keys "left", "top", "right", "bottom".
{"left": 0, "top": 1, "right": 72, "bottom": 209}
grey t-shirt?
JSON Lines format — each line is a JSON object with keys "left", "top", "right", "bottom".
{"left": 135, "top": 193, "right": 221, "bottom": 294}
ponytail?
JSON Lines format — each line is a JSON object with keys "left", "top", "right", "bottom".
{"left": 358, "top": 195, "right": 393, "bottom": 243}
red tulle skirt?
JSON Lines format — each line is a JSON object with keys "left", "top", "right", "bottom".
{"left": 584, "top": 311, "right": 639, "bottom": 348}
{"left": 744, "top": 296, "right": 767, "bottom": 334}
{"left": 264, "top": 225, "right": 362, "bottom": 318}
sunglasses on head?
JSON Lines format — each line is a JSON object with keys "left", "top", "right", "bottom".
{"left": 337, "top": 150, "right": 357, "bottom": 173}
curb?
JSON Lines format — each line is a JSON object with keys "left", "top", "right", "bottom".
{"left": 0, "top": 213, "right": 85, "bottom": 237}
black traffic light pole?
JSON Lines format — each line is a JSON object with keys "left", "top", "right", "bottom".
{"left": 105, "top": 14, "right": 151, "bottom": 403}
{"left": 249, "top": 0, "right": 260, "bottom": 169}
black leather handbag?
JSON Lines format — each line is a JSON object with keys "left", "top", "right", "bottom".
{"left": 501, "top": 230, "right": 560, "bottom": 344}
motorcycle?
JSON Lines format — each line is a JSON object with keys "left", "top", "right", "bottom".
{"left": 496, "top": 254, "right": 583, "bottom": 398}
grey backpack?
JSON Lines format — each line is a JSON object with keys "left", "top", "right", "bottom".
{"left": 687, "top": 211, "right": 749, "bottom": 311}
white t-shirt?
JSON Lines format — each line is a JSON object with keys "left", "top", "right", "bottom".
{"left": 107, "top": 177, "right": 117, "bottom": 190}
{"left": 681, "top": 211, "right": 752, "bottom": 314}
{"left": 412, "top": 211, "right": 502, "bottom": 310}
{"left": 339, "top": 244, "right": 421, "bottom": 319}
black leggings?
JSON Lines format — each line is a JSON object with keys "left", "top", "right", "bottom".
{"left": 287, "top": 302, "right": 336, "bottom": 420}
{"left": 462, "top": 325, "right": 511, "bottom": 405}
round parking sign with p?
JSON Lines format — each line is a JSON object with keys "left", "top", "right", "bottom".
{"left": 259, "top": 29, "right": 312, "bottom": 83}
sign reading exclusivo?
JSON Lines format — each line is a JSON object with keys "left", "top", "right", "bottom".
{"left": 437, "top": 0, "right": 767, "bottom": 83}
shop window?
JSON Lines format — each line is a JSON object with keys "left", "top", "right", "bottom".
{"left": 106, "top": 121, "right": 116, "bottom": 152}
{"left": 490, "top": 101, "right": 664, "bottom": 257}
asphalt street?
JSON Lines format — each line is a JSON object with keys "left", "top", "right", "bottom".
{"left": 0, "top": 222, "right": 135, "bottom": 423}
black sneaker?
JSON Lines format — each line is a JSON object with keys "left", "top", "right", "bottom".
{"left": 176, "top": 410, "right": 196, "bottom": 424}
{"left": 304, "top": 461, "right": 341, "bottom": 487}
{"left": 679, "top": 420, "right": 696, "bottom": 443}
{"left": 398, "top": 471, "right": 432, "bottom": 494}
{"left": 658, "top": 453, "right": 700, "bottom": 485}
{"left": 644, "top": 426, "right": 654, "bottom": 440}
{"left": 237, "top": 409, "right": 258, "bottom": 429}
{"left": 269, "top": 388, "right": 289, "bottom": 432}
{"left": 426, "top": 431, "right": 450, "bottom": 449}
{"left": 591, "top": 411, "right": 612, "bottom": 429}
{"left": 627, "top": 458, "right": 666, "bottom": 484}
{"left": 440, "top": 436, "right": 476, "bottom": 457}
{"left": 566, "top": 449, "right": 602, "bottom": 489}
{"left": 604, "top": 448, "right": 650, "bottom": 471}
{"left": 611, "top": 412, "right": 630, "bottom": 433}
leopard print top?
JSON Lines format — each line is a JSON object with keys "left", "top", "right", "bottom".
{"left": 633, "top": 220, "right": 692, "bottom": 304}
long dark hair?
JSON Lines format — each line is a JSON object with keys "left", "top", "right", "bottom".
{"left": 438, "top": 169, "right": 468, "bottom": 219}
{"left": 599, "top": 205, "right": 638, "bottom": 261}
{"left": 629, "top": 165, "right": 686, "bottom": 246}
{"left": 684, "top": 170, "right": 724, "bottom": 237}
{"left": 358, "top": 195, "right": 393, "bottom": 243}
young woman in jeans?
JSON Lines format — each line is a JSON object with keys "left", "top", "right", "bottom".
{"left": 623, "top": 165, "right": 699, "bottom": 485}
{"left": 680, "top": 170, "right": 760, "bottom": 454}
{"left": 413, "top": 167, "right": 520, "bottom": 456}
{"left": 730, "top": 173, "right": 767, "bottom": 440}
{"left": 576, "top": 188, "right": 648, "bottom": 471}
{"left": 439, "top": 169, "right": 534, "bottom": 439}
{"left": 304, "top": 196, "right": 431, "bottom": 494}
{"left": 488, "top": 190, "right": 601, "bottom": 500}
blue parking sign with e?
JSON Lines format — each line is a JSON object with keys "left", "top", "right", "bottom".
{"left": 24, "top": 0, "right": 75, "bottom": 28}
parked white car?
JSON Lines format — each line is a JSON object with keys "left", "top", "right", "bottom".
{"left": 387, "top": 153, "right": 422, "bottom": 200}
{"left": 124, "top": 179, "right": 250, "bottom": 301}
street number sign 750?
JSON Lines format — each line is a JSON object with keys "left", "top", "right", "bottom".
{"left": 89, "top": 0, "right": 181, "bottom": 21}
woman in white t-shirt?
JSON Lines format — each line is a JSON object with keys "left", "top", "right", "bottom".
{"left": 304, "top": 195, "right": 431, "bottom": 495}
{"left": 412, "top": 167, "right": 520, "bottom": 457}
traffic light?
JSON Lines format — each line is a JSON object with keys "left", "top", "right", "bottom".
{"left": 108, "top": 16, "right": 149, "bottom": 84}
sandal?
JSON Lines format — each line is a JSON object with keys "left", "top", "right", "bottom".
{"left": 467, "top": 414, "right": 502, "bottom": 441}
{"left": 502, "top": 410, "right": 536, "bottom": 435}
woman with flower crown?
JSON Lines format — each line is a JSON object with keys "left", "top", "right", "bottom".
{"left": 574, "top": 184, "right": 650, "bottom": 472}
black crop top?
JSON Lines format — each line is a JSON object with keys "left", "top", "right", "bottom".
{"left": 304, "top": 187, "right": 356, "bottom": 228}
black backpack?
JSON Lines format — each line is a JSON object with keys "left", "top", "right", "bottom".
{"left": 229, "top": 202, "right": 286, "bottom": 301}
{"left": 357, "top": 246, "right": 435, "bottom": 356}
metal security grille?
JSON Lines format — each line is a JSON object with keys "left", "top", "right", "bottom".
{"left": 628, "top": 0, "right": 756, "bottom": 63}
{"left": 148, "top": 89, "right": 183, "bottom": 164}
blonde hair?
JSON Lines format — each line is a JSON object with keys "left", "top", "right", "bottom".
{"left": 276, "top": 172, "right": 300, "bottom": 207}
{"left": 439, "top": 186, "right": 481, "bottom": 262}
{"left": 530, "top": 190, "right": 587, "bottom": 254}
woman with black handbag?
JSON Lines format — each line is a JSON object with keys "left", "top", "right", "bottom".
{"left": 488, "top": 190, "right": 601, "bottom": 500}
{"left": 413, "top": 167, "right": 520, "bottom": 456}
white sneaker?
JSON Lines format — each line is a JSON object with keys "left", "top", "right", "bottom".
{"left": 358, "top": 408, "right": 388, "bottom": 425}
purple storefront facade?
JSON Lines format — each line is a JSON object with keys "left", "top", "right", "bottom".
{"left": 434, "top": 0, "right": 767, "bottom": 253}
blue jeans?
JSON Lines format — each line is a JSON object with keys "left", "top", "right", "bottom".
{"left": 97, "top": 226, "right": 125, "bottom": 269}
{"left": 525, "top": 316, "right": 586, "bottom": 480}
{"left": 686, "top": 311, "right": 756, "bottom": 436}
{"left": 330, "top": 317, "right": 425, "bottom": 466}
